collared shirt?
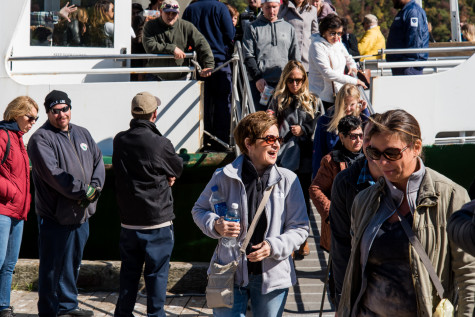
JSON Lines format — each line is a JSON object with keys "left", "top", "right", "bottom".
{"left": 357, "top": 159, "right": 375, "bottom": 187}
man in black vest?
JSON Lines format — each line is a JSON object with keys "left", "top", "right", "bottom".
{"left": 112, "top": 92, "right": 183, "bottom": 317}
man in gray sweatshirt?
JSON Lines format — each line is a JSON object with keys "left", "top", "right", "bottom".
{"left": 242, "top": 0, "right": 300, "bottom": 111}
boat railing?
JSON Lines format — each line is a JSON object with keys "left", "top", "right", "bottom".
{"left": 355, "top": 46, "right": 475, "bottom": 75}
{"left": 7, "top": 52, "right": 199, "bottom": 76}
{"left": 228, "top": 41, "right": 256, "bottom": 156}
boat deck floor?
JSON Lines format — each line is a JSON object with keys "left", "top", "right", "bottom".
{"left": 11, "top": 203, "right": 335, "bottom": 316}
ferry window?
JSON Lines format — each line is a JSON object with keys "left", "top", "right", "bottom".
{"left": 30, "top": 0, "right": 115, "bottom": 48}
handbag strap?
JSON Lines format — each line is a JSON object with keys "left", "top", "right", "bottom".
{"left": 328, "top": 57, "right": 337, "bottom": 97}
{"left": 239, "top": 184, "right": 275, "bottom": 254}
{"left": 397, "top": 210, "right": 445, "bottom": 299}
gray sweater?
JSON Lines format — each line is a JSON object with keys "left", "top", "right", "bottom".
{"left": 242, "top": 15, "right": 301, "bottom": 83}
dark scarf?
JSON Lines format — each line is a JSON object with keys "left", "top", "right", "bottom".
{"left": 242, "top": 155, "right": 272, "bottom": 275}
{"left": 331, "top": 140, "right": 364, "bottom": 167}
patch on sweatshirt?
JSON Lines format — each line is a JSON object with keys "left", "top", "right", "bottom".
{"left": 410, "top": 17, "right": 418, "bottom": 27}
{"left": 80, "top": 143, "right": 88, "bottom": 151}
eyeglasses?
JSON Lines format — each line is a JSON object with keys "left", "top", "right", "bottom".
{"left": 256, "top": 135, "right": 283, "bottom": 145}
{"left": 365, "top": 145, "right": 410, "bottom": 161}
{"left": 286, "top": 77, "right": 303, "bottom": 85}
{"left": 25, "top": 114, "right": 39, "bottom": 123}
{"left": 161, "top": 4, "right": 179, "bottom": 10}
{"left": 50, "top": 105, "right": 71, "bottom": 115}
{"left": 346, "top": 133, "right": 363, "bottom": 140}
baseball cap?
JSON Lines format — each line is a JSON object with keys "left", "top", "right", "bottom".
{"left": 131, "top": 92, "right": 161, "bottom": 115}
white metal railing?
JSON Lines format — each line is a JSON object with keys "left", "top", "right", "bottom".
{"left": 8, "top": 52, "right": 199, "bottom": 76}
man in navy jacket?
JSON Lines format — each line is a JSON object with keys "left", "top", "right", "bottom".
{"left": 183, "top": 0, "right": 235, "bottom": 150}
{"left": 386, "top": 0, "right": 429, "bottom": 75}
{"left": 28, "top": 90, "right": 105, "bottom": 317}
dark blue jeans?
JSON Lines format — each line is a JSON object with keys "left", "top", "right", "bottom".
{"left": 37, "top": 217, "right": 89, "bottom": 317}
{"left": 114, "top": 225, "right": 174, "bottom": 317}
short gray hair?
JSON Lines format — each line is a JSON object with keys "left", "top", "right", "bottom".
{"left": 364, "top": 14, "right": 378, "bottom": 25}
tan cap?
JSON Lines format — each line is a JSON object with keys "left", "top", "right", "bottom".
{"left": 131, "top": 92, "right": 161, "bottom": 115}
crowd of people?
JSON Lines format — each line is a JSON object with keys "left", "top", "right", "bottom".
{"left": 4, "top": 0, "right": 475, "bottom": 317}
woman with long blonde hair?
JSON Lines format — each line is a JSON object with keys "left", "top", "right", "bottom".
{"left": 268, "top": 60, "right": 321, "bottom": 256}
{"left": 87, "top": 0, "right": 114, "bottom": 47}
{"left": 312, "top": 83, "right": 369, "bottom": 176}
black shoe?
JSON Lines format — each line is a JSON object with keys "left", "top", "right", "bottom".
{"left": 58, "top": 308, "right": 94, "bottom": 317}
{"left": 0, "top": 307, "right": 15, "bottom": 317}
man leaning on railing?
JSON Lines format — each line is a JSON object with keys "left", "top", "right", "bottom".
{"left": 142, "top": 0, "right": 214, "bottom": 81}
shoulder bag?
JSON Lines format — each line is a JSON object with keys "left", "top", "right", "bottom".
{"left": 206, "top": 185, "right": 275, "bottom": 308}
{"left": 397, "top": 211, "right": 454, "bottom": 317}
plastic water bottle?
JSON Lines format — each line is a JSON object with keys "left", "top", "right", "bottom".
{"left": 210, "top": 185, "right": 228, "bottom": 217}
{"left": 222, "top": 203, "right": 240, "bottom": 248}
{"left": 259, "top": 85, "right": 274, "bottom": 106}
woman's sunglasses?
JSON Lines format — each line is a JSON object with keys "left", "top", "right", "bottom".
{"left": 365, "top": 145, "right": 410, "bottom": 161}
{"left": 25, "top": 114, "right": 39, "bottom": 123}
{"left": 286, "top": 77, "right": 303, "bottom": 85}
{"left": 256, "top": 135, "right": 284, "bottom": 145}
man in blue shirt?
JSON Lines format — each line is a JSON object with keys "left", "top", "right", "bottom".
{"left": 386, "top": 0, "right": 429, "bottom": 75}
{"left": 183, "top": 0, "right": 235, "bottom": 150}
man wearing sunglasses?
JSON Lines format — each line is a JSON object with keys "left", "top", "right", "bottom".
{"left": 142, "top": 0, "right": 214, "bottom": 81}
{"left": 28, "top": 90, "right": 105, "bottom": 317}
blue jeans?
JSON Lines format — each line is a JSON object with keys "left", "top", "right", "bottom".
{"left": 37, "top": 217, "right": 89, "bottom": 317}
{"left": 114, "top": 225, "right": 174, "bottom": 317}
{"left": 213, "top": 274, "right": 288, "bottom": 317}
{"left": 391, "top": 67, "right": 423, "bottom": 76}
{"left": 0, "top": 215, "right": 23, "bottom": 309}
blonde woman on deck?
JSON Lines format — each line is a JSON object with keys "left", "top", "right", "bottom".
{"left": 267, "top": 60, "right": 321, "bottom": 256}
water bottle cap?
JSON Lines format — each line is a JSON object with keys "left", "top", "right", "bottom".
{"left": 211, "top": 185, "right": 218, "bottom": 192}
{"left": 231, "top": 203, "right": 238, "bottom": 209}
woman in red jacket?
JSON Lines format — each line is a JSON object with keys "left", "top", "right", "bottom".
{"left": 0, "top": 96, "right": 38, "bottom": 317}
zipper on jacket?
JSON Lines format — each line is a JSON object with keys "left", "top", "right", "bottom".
{"left": 68, "top": 131, "right": 87, "bottom": 184}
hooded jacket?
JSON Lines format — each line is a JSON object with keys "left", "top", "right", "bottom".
{"left": 338, "top": 167, "right": 475, "bottom": 317}
{"left": 308, "top": 33, "right": 358, "bottom": 103}
{"left": 192, "top": 155, "right": 309, "bottom": 294}
{"left": 0, "top": 121, "right": 31, "bottom": 220}
{"left": 28, "top": 121, "right": 105, "bottom": 225}
{"left": 242, "top": 15, "right": 301, "bottom": 84}
{"left": 278, "top": 2, "right": 318, "bottom": 71}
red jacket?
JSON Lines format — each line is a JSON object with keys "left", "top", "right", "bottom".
{"left": 0, "top": 129, "right": 31, "bottom": 220}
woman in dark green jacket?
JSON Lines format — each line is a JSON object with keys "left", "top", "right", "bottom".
{"left": 339, "top": 109, "right": 475, "bottom": 317}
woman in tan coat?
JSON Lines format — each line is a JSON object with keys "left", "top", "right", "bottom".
{"left": 309, "top": 115, "right": 363, "bottom": 252}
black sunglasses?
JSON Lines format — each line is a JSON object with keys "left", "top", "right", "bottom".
{"left": 365, "top": 145, "right": 410, "bottom": 161}
{"left": 50, "top": 105, "right": 71, "bottom": 115}
{"left": 162, "top": 4, "right": 179, "bottom": 9}
{"left": 286, "top": 77, "right": 303, "bottom": 85}
{"left": 329, "top": 31, "right": 343, "bottom": 37}
{"left": 256, "top": 135, "right": 284, "bottom": 145}
{"left": 25, "top": 114, "right": 39, "bottom": 123}
{"left": 346, "top": 133, "right": 363, "bottom": 140}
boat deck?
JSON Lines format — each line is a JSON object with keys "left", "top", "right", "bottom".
{"left": 10, "top": 203, "right": 335, "bottom": 316}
